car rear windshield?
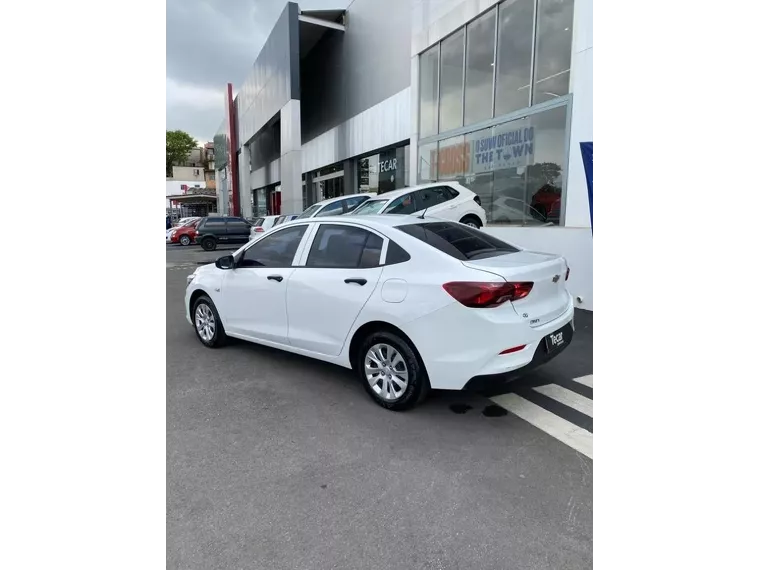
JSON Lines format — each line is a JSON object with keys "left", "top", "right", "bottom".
{"left": 397, "top": 221, "right": 519, "bottom": 261}
{"left": 352, "top": 199, "right": 388, "bottom": 215}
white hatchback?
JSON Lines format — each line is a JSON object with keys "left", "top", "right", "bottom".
{"left": 350, "top": 182, "right": 487, "bottom": 228}
{"left": 186, "top": 215, "right": 573, "bottom": 410}
{"left": 249, "top": 215, "right": 279, "bottom": 239}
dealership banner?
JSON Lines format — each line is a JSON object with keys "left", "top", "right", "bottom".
{"left": 580, "top": 142, "right": 593, "bottom": 232}
{"left": 471, "top": 127, "right": 535, "bottom": 173}
{"left": 431, "top": 126, "right": 536, "bottom": 179}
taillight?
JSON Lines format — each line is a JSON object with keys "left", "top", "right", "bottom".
{"left": 442, "top": 281, "right": 533, "bottom": 308}
{"left": 566, "top": 267, "right": 570, "bottom": 281}
{"left": 473, "top": 195, "right": 481, "bottom": 206}
{"left": 254, "top": 227, "right": 264, "bottom": 232}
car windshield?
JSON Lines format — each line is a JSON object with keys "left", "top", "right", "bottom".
{"left": 298, "top": 204, "right": 321, "bottom": 219}
{"left": 352, "top": 199, "right": 388, "bottom": 215}
{"left": 398, "top": 221, "right": 519, "bottom": 261}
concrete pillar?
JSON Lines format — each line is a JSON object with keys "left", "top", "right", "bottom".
{"left": 239, "top": 144, "right": 253, "bottom": 218}
{"left": 217, "top": 168, "right": 229, "bottom": 214}
{"left": 279, "top": 100, "right": 303, "bottom": 214}
{"left": 342, "top": 159, "right": 356, "bottom": 195}
{"left": 304, "top": 170, "right": 316, "bottom": 207}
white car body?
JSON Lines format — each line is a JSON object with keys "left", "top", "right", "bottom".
{"left": 350, "top": 182, "right": 487, "bottom": 228}
{"left": 249, "top": 215, "right": 279, "bottom": 239}
{"left": 186, "top": 215, "right": 573, "bottom": 404}
{"left": 298, "top": 193, "right": 376, "bottom": 219}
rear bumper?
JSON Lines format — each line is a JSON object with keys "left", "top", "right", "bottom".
{"left": 462, "top": 319, "right": 574, "bottom": 391}
{"left": 406, "top": 299, "right": 574, "bottom": 391}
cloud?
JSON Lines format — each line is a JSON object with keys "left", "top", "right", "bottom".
{"left": 166, "top": 0, "right": 349, "bottom": 143}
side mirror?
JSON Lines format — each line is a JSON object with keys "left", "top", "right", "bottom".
{"left": 215, "top": 255, "right": 234, "bottom": 270}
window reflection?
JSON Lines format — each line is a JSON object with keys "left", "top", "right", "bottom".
{"left": 464, "top": 8, "right": 496, "bottom": 126}
{"left": 533, "top": 0, "right": 574, "bottom": 104}
{"left": 439, "top": 29, "right": 465, "bottom": 132}
{"left": 418, "top": 106, "right": 566, "bottom": 226}
{"left": 419, "top": 46, "right": 440, "bottom": 137}
{"left": 495, "top": 0, "right": 534, "bottom": 116}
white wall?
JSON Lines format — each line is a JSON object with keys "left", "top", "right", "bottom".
{"left": 170, "top": 166, "right": 205, "bottom": 182}
{"left": 593, "top": 0, "right": 601, "bottom": 143}
{"left": 485, "top": 226, "right": 593, "bottom": 310}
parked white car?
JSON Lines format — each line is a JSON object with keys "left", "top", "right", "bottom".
{"left": 298, "top": 193, "right": 376, "bottom": 219}
{"left": 186, "top": 215, "right": 573, "bottom": 410}
{"left": 249, "top": 215, "right": 279, "bottom": 239}
{"left": 350, "top": 182, "right": 487, "bottom": 228}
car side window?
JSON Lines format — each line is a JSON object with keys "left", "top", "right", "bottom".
{"left": 414, "top": 187, "right": 451, "bottom": 209}
{"left": 442, "top": 186, "right": 459, "bottom": 199}
{"left": 238, "top": 225, "right": 308, "bottom": 268}
{"left": 385, "top": 193, "right": 417, "bottom": 215}
{"left": 203, "top": 218, "right": 226, "bottom": 228}
{"left": 306, "top": 225, "right": 384, "bottom": 269}
{"left": 315, "top": 201, "right": 344, "bottom": 217}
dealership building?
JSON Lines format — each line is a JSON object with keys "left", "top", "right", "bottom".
{"left": 213, "top": 0, "right": 593, "bottom": 309}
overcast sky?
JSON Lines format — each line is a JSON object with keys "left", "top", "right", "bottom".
{"left": 166, "top": 0, "right": 350, "bottom": 145}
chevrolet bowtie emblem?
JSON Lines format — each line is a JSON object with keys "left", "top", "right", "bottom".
{"left": 552, "top": 275, "right": 560, "bottom": 283}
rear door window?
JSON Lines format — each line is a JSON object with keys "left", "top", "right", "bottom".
{"left": 397, "top": 221, "right": 518, "bottom": 260}
{"left": 306, "top": 225, "right": 384, "bottom": 268}
{"left": 414, "top": 187, "right": 451, "bottom": 210}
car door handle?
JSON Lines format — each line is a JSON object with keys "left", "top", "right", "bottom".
{"left": 267, "top": 275, "right": 284, "bottom": 282}
{"left": 344, "top": 278, "right": 367, "bottom": 286}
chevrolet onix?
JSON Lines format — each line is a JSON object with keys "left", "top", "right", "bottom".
{"left": 185, "top": 215, "right": 574, "bottom": 410}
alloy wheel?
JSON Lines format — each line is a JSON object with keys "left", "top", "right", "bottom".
{"left": 364, "top": 343, "right": 409, "bottom": 402}
{"left": 195, "top": 304, "right": 216, "bottom": 342}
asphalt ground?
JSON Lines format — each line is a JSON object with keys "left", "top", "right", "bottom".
{"left": 166, "top": 243, "right": 593, "bottom": 569}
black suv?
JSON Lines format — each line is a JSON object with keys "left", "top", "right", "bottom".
{"left": 195, "top": 216, "right": 252, "bottom": 251}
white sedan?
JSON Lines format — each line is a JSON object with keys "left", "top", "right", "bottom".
{"left": 185, "top": 215, "right": 574, "bottom": 410}
{"left": 350, "top": 182, "right": 487, "bottom": 228}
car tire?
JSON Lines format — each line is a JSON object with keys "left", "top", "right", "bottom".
{"left": 201, "top": 237, "right": 217, "bottom": 251}
{"left": 192, "top": 295, "right": 227, "bottom": 348}
{"left": 179, "top": 235, "right": 191, "bottom": 246}
{"left": 460, "top": 215, "right": 482, "bottom": 229}
{"left": 357, "top": 330, "right": 430, "bottom": 411}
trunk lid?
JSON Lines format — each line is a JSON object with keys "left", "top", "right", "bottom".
{"left": 462, "top": 251, "right": 570, "bottom": 327}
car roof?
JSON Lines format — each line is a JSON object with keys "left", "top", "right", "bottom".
{"left": 314, "top": 192, "right": 376, "bottom": 207}
{"left": 361, "top": 182, "right": 466, "bottom": 202}
{"left": 287, "top": 214, "right": 441, "bottom": 229}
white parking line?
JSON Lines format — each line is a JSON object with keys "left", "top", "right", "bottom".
{"left": 490, "top": 393, "right": 593, "bottom": 459}
{"left": 533, "top": 384, "right": 593, "bottom": 418}
{"left": 573, "top": 375, "right": 593, "bottom": 388}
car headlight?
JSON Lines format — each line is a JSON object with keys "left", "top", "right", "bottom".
{"left": 171, "top": 230, "right": 177, "bottom": 237}
{"left": 186, "top": 270, "right": 197, "bottom": 286}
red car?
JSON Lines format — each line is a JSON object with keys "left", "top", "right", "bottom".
{"left": 168, "top": 219, "right": 200, "bottom": 246}
{"left": 530, "top": 184, "right": 562, "bottom": 222}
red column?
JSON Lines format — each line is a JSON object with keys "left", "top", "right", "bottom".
{"left": 227, "top": 83, "right": 240, "bottom": 217}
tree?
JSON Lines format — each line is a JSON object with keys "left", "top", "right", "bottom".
{"left": 166, "top": 130, "right": 197, "bottom": 177}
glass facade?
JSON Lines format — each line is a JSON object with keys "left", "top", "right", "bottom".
{"left": 357, "top": 145, "right": 410, "bottom": 195}
{"left": 417, "top": 0, "right": 574, "bottom": 226}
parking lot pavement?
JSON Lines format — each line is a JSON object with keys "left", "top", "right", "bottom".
{"left": 167, "top": 262, "right": 593, "bottom": 570}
